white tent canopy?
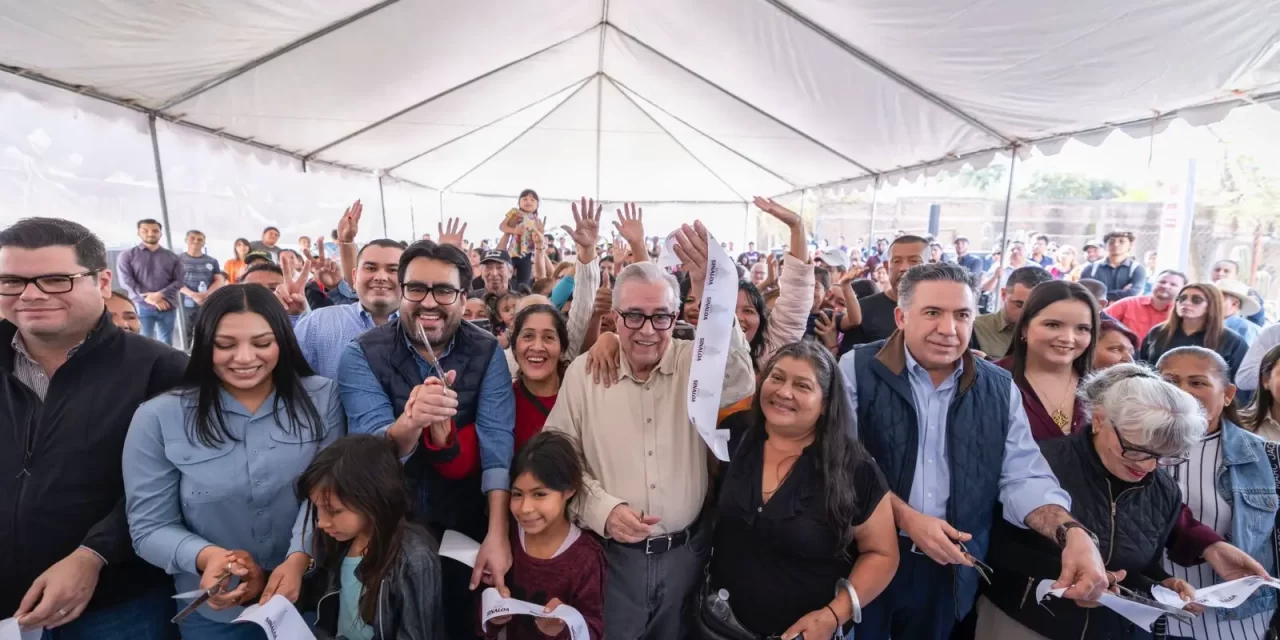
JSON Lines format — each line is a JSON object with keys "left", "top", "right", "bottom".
{"left": 0, "top": 0, "right": 1278, "bottom": 204}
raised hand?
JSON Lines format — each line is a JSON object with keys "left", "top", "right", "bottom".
{"left": 438, "top": 217, "right": 467, "bottom": 248}
{"left": 752, "top": 196, "right": 802, "bottom": 228}
{"left": 614, "top": 203, "right": 645, "bottom": 247}
{"left": 561, "top": 197, "right": 602, "bottom": 250}
{"left": 275, "top": 252, "right": 310, "bottom": 316}
{"left": 337, "top": 199, "right": 362, "bottom": 244}
{"left": 672, "top": 222, "right": 710, "bottom": 296}
{"left": 312, "top": 258, "right": 342, "bottom": 290}
{"left": 814, "top": 311, "right": 839, "bottom": 350}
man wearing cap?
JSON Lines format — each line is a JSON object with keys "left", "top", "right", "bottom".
{"left": 1081, "top": 241, "right": 1103, "bottom": 265}
{"left": 249, "top": 225, "right": 282, "bottom": 261}
{"left": 1079, "top": 231, "right": 1146, "bottom": 301}
{"left": 953, "top": 237, "right": 984, "bottom": 275}
{"left": 1217, "top": 279, "right": 1262, "bottom": 345}
{"left": 815, "top": 247, "right": 849, "bottom": 273}
{"left": 469, "top": 249, "right": 517, "bottom": 299}
{"left": 1212, "top": 259, "right": 1268, "bottom": 326}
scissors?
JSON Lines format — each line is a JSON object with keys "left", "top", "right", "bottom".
{"left": 171, "top": 571, "right": 232, "bottom": 623}
{"left": 1110, "top": 577, "right": 1196, "bottom": 624}
{"left": 415, "top": 322, "right": 449, "bottom": 392}
{"left": 910, "top": 540, "right": 993, "bottom": 584}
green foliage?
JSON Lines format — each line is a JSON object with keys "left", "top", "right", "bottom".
{"left": 1020, "top": 172, "right": 1127, "bottom": 200}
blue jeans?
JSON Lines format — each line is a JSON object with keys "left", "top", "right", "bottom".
{"left": 41, "top": 589, "right": 177, "bottom": 640}
{"left": 138, "top": 308, "right": 177, "bottom": 346}
{"left": 855, "top": 538, "right": 958, "bottom": 640}
{"left": 177, "top": 612, "right": 267, "bottom": 640}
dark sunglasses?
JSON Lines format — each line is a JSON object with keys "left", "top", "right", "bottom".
{"left": 1176, "top": 294, "right": 1207, "bottom": 305}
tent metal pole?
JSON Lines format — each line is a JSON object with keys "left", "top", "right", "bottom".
{"left": 438, "top": 190, "right": 445, "bottom": 225}
{"left": 867, "top": 176, "right": 881, "bottom": 244}
{"left": 595, "top": 74, "right": 603, "bottom": 203}
{"left": 607, "top": 75, "right": 795, "bottom": 189}
{"left": 762, "top": 0, "right": 1010, "bottom": 144}
{"left": 610, "top": 25, "right": 877, "bottom": 176}
{"left": 608, "top": 77, "right": 746, "bottom": 202}
{"left": 442, "top": 80, "right": 595, "bottom": 192}
{"left": 305, "top": 25, "right": 599, "bottom": 159}
{"left": 146, "top": 115, "right": 177, "bottom": 251}
{"left": 994, "top": 148, "right": 1019, "bottom": 310}
{"left": 157, "top": 0, "right": 403, "bottom": 111}
{"left": 410, "top": 202, "right": 416, "bottom": 240}
{"left": 377, "top": 175, "right": 389, "bottom": 237}
{"left": 384, "top": 76, "right": 591, "bottom": 172}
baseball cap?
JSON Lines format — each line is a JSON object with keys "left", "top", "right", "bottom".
{"left": 480, "top": 250, "right": 512, "bottom": 266}
{"left": 244, "top": 251, "right": 273, "bottom": 265}
{"left": 815, "top": 248, "right": 849, "bottom": 270}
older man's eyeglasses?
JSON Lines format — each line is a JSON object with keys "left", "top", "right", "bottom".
{"left": 402, "top": 283, "right": 461, "bottom": 305}
{"left": 0, "top": 271, "right": 98, "bottom": 296}
{"left": 1114, "top": 428, "right": 1187, "bottom": 467}
{"left": 618, "top": 312, "right": 677, "bottom": 331}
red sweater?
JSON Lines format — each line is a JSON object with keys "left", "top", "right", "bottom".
{"left": 483, "top": 527, "right": 607, "bottom": 640}
{"left": 424, "top": 381, "right": 557, "bottom": 479}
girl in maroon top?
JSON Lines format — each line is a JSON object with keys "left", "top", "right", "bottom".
{"left": 484, "top": 431, "right": 606, "bottom": 640}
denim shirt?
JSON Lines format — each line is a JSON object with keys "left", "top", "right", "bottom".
{"left": 1214, "top": 420, "right": 1279, "bottom": 620}
{"left": 122, "top": 376, "right": 346, "bottom": 623}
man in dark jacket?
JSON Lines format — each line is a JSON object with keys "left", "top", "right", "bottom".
{"left": 0, "top": 218, "right": 188, "bottom": 637}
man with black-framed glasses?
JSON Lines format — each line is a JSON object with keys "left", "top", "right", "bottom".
{"left": 0, "top": 217, "right": 188, "bottom": 639}
{"left": 337, "top": 239, "right": 515, "bottom": 639}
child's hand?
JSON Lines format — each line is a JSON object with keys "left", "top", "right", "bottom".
{"left": 260, "top": 552, "right": 310, "bottom": 604}
{"left": 489, "top": 587, "right": 513, "bottom": 626}
{"left": 535, "top": 598, "right": 567, "bottom": 636}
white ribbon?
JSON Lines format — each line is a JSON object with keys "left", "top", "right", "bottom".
{"left": 231, "top": 595, "right": 315, "bottom": 640}
{"left": 658, "top": 230, "right": 736, "bottom": 461}
{"left": 439, "top": 529, "right": 482, "bottom": 568}
{"left": 1152, "top": 575, "right": 1280, "bottom": 610}
{"left": 0, "top": 618, "right": 41, "bottom": 640}
{"left": 480, "top": 587, "right": 590, "bottom": 640}
{"left": 1036, "top": 579, "right": 1169, "bottom": 630}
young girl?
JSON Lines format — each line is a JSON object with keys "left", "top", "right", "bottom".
{"left": 485, "top": 432, "right": 605, "bottom": 640}
{"left": 488, "top": 291, "right": 520, "bottom": 347}
{"left": 299, "top": 435, "right": 444, "bottom": 640}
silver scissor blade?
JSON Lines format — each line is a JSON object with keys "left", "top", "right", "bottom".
{"left": 414, "top": 322, "right": 449, "bottom": 390}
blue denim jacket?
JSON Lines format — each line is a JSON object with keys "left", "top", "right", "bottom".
{"left": 1216, "top": 420, "right": 1278, "bottom": 620}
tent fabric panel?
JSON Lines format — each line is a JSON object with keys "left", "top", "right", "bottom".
{"left": 602, "top": 28, "right": 867, "bottom": 187}
{"left": 0, "top": 0, "right": 376, "bottom": 107}
{"left": 608, "top": 0, "right": 1003, "bottom": 172}
{"left": 390, "top": 81, "right": 586, "bottom": 189}
{"left": 165, "top": 0, "right": 600, "bottom": 155}
{"left": 315, "top": 28, "right": 601, "bottom": 169}
{"left": 779, "top": 0, "right": 1280, "bottom": 139}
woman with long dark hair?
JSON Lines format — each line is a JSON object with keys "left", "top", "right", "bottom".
{"left": 299, "top": 435, "right": 443, "bottom": 640}
{"left": 1140, "top": 283, "right": 1247, "bottom": 380}
{"left": 1241, "top": 344, "right": 1280, "bottom": 441}
{"left": 705, "top": 341, "right": 898, "bottom": 639}
{"left": 225, "top": 238, "right": 252, "bottom": 283}
{"left": 123, "top": 285, "right": 346, "bottom": 639}
{"left": 996, "top": 281, "right": 1099, "bottom": 441}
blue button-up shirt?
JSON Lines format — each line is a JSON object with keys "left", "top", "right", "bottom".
{"left": 1227, "top": 314, "right": 1261, "bottom": 346}
{"left": 294, "top": 302, "right": 397, "bottom": 379}
{"left": 122, "top": 376, "right": 346, "bottom": 622}
{"left": 838, "top": 348, "right": 1070, "bottom": 528}
{"left": 337, "top": 334, "right": 515, "bottom": 494}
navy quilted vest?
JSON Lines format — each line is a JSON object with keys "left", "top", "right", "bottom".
{"left": 852, "top": 337, "right": 1011, "bottom": 620}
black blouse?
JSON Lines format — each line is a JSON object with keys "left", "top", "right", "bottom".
{"left": 709, "top": 414, "right": 888, "bottom": 635}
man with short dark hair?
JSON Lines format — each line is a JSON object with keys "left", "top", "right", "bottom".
{"left": 1030, "top": 234, "right": 1055, "bottom": 267}
{"left": 972, "top": 266, "right": 1054, "bottom": 357}
{"left": 116, "top": 218, "right": 184, "bottom": 346}
{"left": 737, "top": 241, "right": 761, "bottom": 268}
{"left": 1106, "top": 269, "right": 1187, "bottom": 345}
{"left": 177, "top": 229, "right": 224, "bottom": 349}
{"left": 0, "top": 218, "right": 188, "bottom": 638}
{"left": 837, "top": 235, "right": 929, "bottom": 354}
{"left": 953, "top": 236, "right": 984, "bottom": 275}
{"left": 250, "top": 225, "right": 282, "bottom": 261}
{"left": 1079, "top": 230, "right": 1146, "bottom": 301}
{"left": 840, "top": 262, "right": 1107, "bottom": 638}
{"left": 337, "top": 240, "right": 515, "bottom": 639}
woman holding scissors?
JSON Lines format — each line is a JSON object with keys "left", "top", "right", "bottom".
{"left": 123, "top": 285, "right": 346, "bottom": 639}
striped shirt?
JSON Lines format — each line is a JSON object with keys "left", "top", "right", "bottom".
{"left": 1164, "top": 431, "right": 1270, "bottom": 639}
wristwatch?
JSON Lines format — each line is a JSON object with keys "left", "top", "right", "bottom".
{"left": 1055, "top": 522, "right": 1099, "bottom": 548}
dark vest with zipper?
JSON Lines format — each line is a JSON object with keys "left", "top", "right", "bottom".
{"left": 851, "top": 334, "right": 1010, "bottom": 620}
{"left": 985, "top": 429, "right": 1180, "bottom": 639}
{"left": 356, "top": 319, "right": 497, "bottom": 537}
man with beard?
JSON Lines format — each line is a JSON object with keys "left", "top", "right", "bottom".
{"left": 337, "top": 240, "right": 514, "bottom": 639}
{"left": 1106, "top": 269, "right": 1187, "bottom": 346}
{"left": 836, "top": 235, "right": 929, "bottom": 355}
{"left": 292, "top": 239, "right": 403, "bottom": 379}
{"left": 115, "top": 218, "right": 184, "bottom": 345}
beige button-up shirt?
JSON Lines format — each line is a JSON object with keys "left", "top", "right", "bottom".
{"left": 972, "top": 309, "right": 1015, "bottom": 358}
{"left": 545, "top": 324, "right": 755, "bottom": 537}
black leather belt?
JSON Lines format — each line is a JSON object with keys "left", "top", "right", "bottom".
{"left": 617, "top": 523, "right": 696, "bottom": 555}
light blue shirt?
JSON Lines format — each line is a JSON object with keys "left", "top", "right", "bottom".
{"left": 1227, "top": 314, "right": 1261, "bottom": 346}
{"left": 294, "top": 302, "right": 398, "bottom": 379}
{"left": 123, "top": 376, "right": 346, "bottom": 622}
{"left": 337, "top": 332, "right": 515, "bottom": 494}
{"left": 837, "top": 348, "right": 1070, "bottom": 528}
{"left": 339, "top": 556, "right": 375, "bottom": 640}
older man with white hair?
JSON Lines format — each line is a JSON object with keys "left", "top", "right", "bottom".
{"left": 545, "top": 222, "right": 756, "bottom": 640}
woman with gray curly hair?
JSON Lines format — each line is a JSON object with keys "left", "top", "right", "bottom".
{"left": 978, "top": 363, "right": 1205, "bottom": 639}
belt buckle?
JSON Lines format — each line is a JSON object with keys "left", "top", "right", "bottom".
{"left": 645, "top": 534, "right": 673, "bottom": 555}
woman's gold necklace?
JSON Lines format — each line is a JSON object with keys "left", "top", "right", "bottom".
{"left": 1032, "top": 371, "right": 1076, "bottom": 433}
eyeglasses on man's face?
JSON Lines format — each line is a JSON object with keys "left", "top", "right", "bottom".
{"left": 0, "top": 271, "right": 98, "bottom": 296}
{"left": 402, "top": 282, "right": 461, "bottom": 305}
{"left": 617, "top": 311, "right": 677, "bottom": 331}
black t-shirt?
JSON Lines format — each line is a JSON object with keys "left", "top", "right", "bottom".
{"left": 837, "top": 292, "right": 898, "bottom": 355}
{"left": 710, "top": 414, "right": 888, "bottom": 636}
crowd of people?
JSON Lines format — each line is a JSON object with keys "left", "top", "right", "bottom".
{"left": 3, "top": 187, "right": 1280, "bottom": 640}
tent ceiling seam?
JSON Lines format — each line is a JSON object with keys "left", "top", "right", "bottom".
{"left": 440, "top": 78, "right": 596, "bottom": 192}
{"left": 448, "top": 191, "right": 748, "bottom": 205}
{"left": 609, "top": 25, "right": 878, "bottom": 176}
{"left": 605, "top": 76, "right": 747, "bottom": 202}
{"left": 384, "top": 76, "right": 593, "bottom": 173}
{"left": 595, "top": 0, "right": 609, "bottom": 202}
{"left": 606, "top": 74, "right": 796, "bottom": 190}
{"left": 157, "top": 0, "right": 402, "bottom": 112}
{"left": 304, "top": 24, "right": 600, "bottom": 160}
{"left": 760, "top": 0, "right": 1011, "bottom": 145}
